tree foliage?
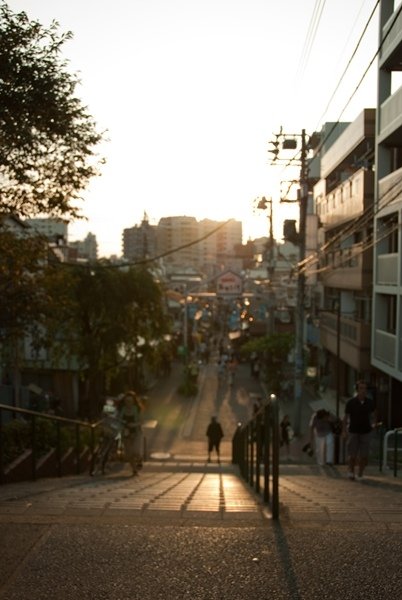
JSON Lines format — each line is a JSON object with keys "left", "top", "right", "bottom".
{"left": 0, "top": 227, "right": 50, "bottom": 341}
{"left": 43, "top": 263, "right": 170, "bottom": 417}
{"left": 241, "top": 332, "right": 294, "bottom": 394}
{"left": 0, "top": 2, "right": 104, "bottom": 218}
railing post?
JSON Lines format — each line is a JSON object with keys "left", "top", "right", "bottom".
{"left": 244, "top": 424, "right": 247, "bottom": 480}
{"left": 394, "top": 429, "right": 398, "bottom": 478}
{"left": 232, "top": 422, "right": 242, "bottom": 465}
{"left": 31, "top": 413, "right": 37, "bottom": 481}
{"left": 378, "top": 424, "right": 384, "bottom": 473}
{"left": 75, "top": 423, "right": 81, "bottom": 475}
{"left": 143, "top": 434, "right": 147, "bottom": 462}
{"left": 0, "top": 409, "right": 3, "bottom": 485}
{"left": 263, "top": 402, "right": 271, "bottom": 503}
{"left": 237, "top": 426, "right": 245, "bottom": 477}
{"left": 56, "top": 420, "right": 62, "bottom": 478}
{"left": 244, "top": 423, "right": 250, "bottom": 482}
{"left": 271, "top": 394, "right": 280, "bottom": 520}
{"left": 255, "top": 412, "right": 261, "bottom": 494}
{"left": 249, "top": 422, "right": 254, "bottom": 487}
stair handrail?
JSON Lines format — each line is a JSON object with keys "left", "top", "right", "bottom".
{"left": 0, "top": 402, "right": 100, "bottom": 484}
{"left": 232, "top": 393, "right": 280, "bottom": 519}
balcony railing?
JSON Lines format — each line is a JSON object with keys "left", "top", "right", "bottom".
{"left": 377, "top": 253, "right": 398, "bottom": 285}
{"left": 373, "top": 329, "right": 396, "bottom": 367}
{"left": 317, "top": 169, "right": 374, "bottom": 229}
{"left": 378, "top": 166, "right": 402, "bottom": 210}
{"left": 320, "top": 242, "right": 372, "bottom": 289}
{"left": 379, "top": 84, "right": 402, "bottom": 143}
{"left": 320, "top": 311, "right": 371, "bottom": 371}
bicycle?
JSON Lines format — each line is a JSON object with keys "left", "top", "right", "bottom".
{"left": 91, "top": 400, "right": 123, "bottom": 475}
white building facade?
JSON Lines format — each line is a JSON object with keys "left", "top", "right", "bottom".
{"left": 372, "top": 0, "right": 402, "bottom": 426}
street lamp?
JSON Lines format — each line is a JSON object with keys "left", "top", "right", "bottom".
{"left": 255, "top": 196, "right": 275, "bottom": 336}
{"left": 182, "top": 294, "right": 191, "bottom": 363}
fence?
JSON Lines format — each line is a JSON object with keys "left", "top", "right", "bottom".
{"left": 232, "top": 393, "right": 280, "bottom": 519}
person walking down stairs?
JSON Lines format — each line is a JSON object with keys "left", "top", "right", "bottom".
{"left": 206, "top": 416, "right": 224, "bottom": 463}
{"left": 120, "top": 391, "right": 144, "bottom": 476}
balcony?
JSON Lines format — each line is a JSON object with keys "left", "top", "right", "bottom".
{"left": 317, "top": 168, "right": 374, "bottom": 230}
{"left": 320, "top": 109, "right": 375, "bottom": 179}
{"left": 373, "top": 329, "right": 396, "bottom": 368}
{"left": 376, "top": 253, "right": 398, "bottom": 286}
{"left": 320, "top": 311, "right": 371, "bottom": 372}
{"left": 379, "top": 8, "right": 402, "bottom": 71}
{"left": 378, "top": 84, "right": 402, "bottom": 145}
{"left": 378, "top": 166, "right": 402, "bottom": 211}
{"left": 320, "top": 242, "right": 373, "bottom": 290}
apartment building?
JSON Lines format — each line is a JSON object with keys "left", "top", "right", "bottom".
{"left": 69, "top": 232, "right": 98, "bottom": 262}
{"left": 26, "top": 218, "right": 68, "bottom": 244}
{"left": 314, "top": 109, "right": 376, "bottom": 410}
{"left": 155, "top": 216, "right": 242, "bottom": 273}
{"left": 372, "top": 0, "right": 402, "bottom": 426}
{"left": 196, "top": 218, "right": 243, "bottom": 275}
{"left": 122, "top": 213, "right": 157, "bottom": 262}
{"left": 156, "top": 216, "right": 199, "bottom": 267}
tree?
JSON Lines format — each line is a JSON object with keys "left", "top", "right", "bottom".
{"left": 43, "top": 263, "right": 170, "bottom": 418}
{"left": 0, "top": 224, "right": 52, "bottom": 404}
{"left": 241, "top": 332, "right": 294, "bottom": 395}
{"left": 0, "top": 2, "right": 103, "bottom": 219}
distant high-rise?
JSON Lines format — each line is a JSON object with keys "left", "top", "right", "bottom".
{"left": 156, "top": 216, "right": 243, "bottom": 272}
{"left": 70, "top": 232, "right": 98, "bottom": 261}
{"left": 123, "top": 212, "right": 157, "bottom": 262}
{"left": 156, "top": 216, "right": 200, "bottom": 266}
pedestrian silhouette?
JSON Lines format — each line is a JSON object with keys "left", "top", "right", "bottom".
{"left": 206, "top": 416, "right": 224, "bottom": 463}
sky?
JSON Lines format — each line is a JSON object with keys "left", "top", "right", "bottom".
{"left": 7, "top": 0, "right": 381, "bottom": 257}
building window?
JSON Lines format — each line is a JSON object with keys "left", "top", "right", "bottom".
{"left": 387, "top": 295, "right": 397, "bottom": 334}
{"left": 376, "top": 294, "right": 396, "bottom": 334}
{"left": 355, "top": 296, "right": 371, "bottom": 321}
{"left": 378, "top": 213, "right": 398, "bottom": 253}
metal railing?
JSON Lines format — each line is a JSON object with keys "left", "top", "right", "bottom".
{"left": 0, "top": 403, "right": 100, "bottom": 485}
{"left": 232, "top": 393, "right": 280, "bottom": 520}
{"left": 380, "top": 426, "right": 402, "bottom": 477}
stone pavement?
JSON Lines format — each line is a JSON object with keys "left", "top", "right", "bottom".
{"left": 1, "top": 358, "right": 402, "bottom": 598}
{"left": 1, "top": 458, "right": 402, "bottom": 599}
{"left": 1, "top": 459, "right": 402, "bottom": 529}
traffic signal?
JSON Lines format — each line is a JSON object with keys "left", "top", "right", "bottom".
{"left": 268, "top": 140, "right": 280, "bottom": 160}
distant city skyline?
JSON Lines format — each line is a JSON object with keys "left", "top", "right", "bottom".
{"left": 8, "top": 0, "right": 379, "bottom": 257}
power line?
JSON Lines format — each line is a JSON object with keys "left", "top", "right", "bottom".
{"left": 295, "top": 0, "right": 327, "bottom": 81}
{"left": 313, "top": 0, "right": 402, "bottom": 158}
{"left": 57, "top": 218, "right": 234, "bottom": 269}
{"left": 299, "top": 177, "right": 402, "bottom": 277}
{"left": 313, "top": 0, "right": 380, "bottom": 132}
{"left": 271, "top": 1, "right": 380, "bottom": 175}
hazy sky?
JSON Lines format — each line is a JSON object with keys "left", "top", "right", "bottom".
{"left": 8, "top": 0, "right": 379, "bottom": 256}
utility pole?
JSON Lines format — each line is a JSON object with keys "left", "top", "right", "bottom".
{"left": 267, "top": 128, "right": 309, "bottom": 435}
{"left": 293, "top": 129, "right": 308, "bottom": 436}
